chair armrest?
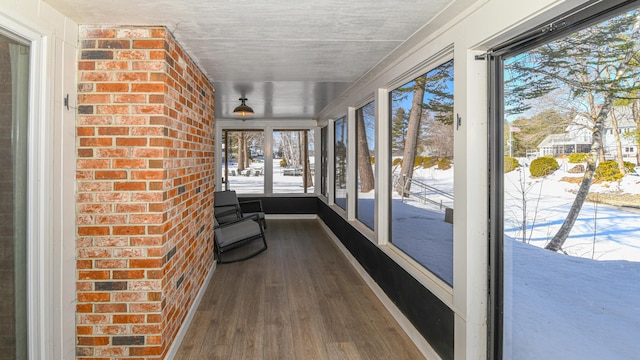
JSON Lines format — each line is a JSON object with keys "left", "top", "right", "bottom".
{"left": 213, "top": 213, "right": 262, "bottom": 229}
{"left": 214, "top": 205, "right": 239, "bottom": 218}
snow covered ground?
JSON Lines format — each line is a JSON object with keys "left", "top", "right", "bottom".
{"left": 225, "top": 158, "right": 640, "bottom": 358}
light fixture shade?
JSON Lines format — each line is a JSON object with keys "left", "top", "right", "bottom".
{"left": 233, "top": 97, "right": 254, "bottom": 116}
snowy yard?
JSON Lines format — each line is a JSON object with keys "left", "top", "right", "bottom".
{"left": 225, "top": 158, "right": 640, "bottom": 358}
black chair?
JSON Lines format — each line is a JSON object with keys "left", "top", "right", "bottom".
{"left": 214, "top": 190, "right": 267, "bottom": 229}
{"left": 213, "top": 214, "right": 267, "bottom": 263}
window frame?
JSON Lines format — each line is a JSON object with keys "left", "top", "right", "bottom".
{"left": 384, "top": 54, "right": 456, "bottom": 293}
{"left": 486, "top": 1, "right": 638, "bottom": 357}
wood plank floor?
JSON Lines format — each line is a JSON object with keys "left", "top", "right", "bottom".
{"left": 174, "top": 219, "right": 425, "bottom": 360}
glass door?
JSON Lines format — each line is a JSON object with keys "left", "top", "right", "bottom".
{"left": 0, "top": 29, "right": 30, "bottom": 360}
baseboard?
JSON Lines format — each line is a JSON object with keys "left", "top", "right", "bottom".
{"left": 318, "top": 220, "right": 442, "bottom": 360}
{"left": 265, "top": 214, "right": 318, "bottom": 220}
{"left": 165, "top": 261, "right": 217, "bottom": 360}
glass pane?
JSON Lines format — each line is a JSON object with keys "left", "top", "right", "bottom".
{"left": 273, "top": 130, "right": 314, "bottom": 193}
{"left": 320, "top": 126, "right": 328, "bottom": 197}
{"left": 0, "top": 31, "right": 29, "bottom": 360}
{"left": 502, "top": 7, "right": 640, "bottom": 359}
{"left": 334, "top": 117, "right": 348, "bottom": 209}
{"left": 389, "top": 59, "right": 454, "bottom": 285}
{"left": 223, "top": 130, "right": 264, "bottom": 194}
{"left": 356, "top": 101, "right": 375, "bottom": 229}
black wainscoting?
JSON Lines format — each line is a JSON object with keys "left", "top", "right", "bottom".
{"left": 238, "top": 196, "right": 318, "bottom": 215}
{"left": 317, "top": 199, "right": 455, "bottom": 360}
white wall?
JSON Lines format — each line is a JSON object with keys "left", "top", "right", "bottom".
{"left": 317, "top": 0, "right": 592, "bottom": 358}
{"left": 0, "top": 1, "right": 78, "bottom": 359}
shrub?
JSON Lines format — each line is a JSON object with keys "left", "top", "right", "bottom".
{"left": 504, "top": 156, "right": 520, "bottom": 173}
{"left": 392, "top": 158, "right": 402, "bottom": 167}
{"left": 437, "top": 157, "right": 452, "bottom": 170}
{"left": 414, "top": 155, "right": 424, "bottom": 167}
{"left": 530, "top": 156, "right": 559, "bottom": 177}
{"left": 568, "top": 164, "right": 585, "bottom": 173}
{"left": 568, "top": 152, "right": 588, "bottom": 163}
{"left": 370, "top": 156, "right": 375, "bottom": 164}
{"left": 280, "top": 158, "right": 288, "bottom": 167}
{"left": 624, "top": 161, "right": 636, "bottom": 173}
{"left": 595, "top": 160, "right": 636, "bottom": 181}
{"left": 422, "top": 156, "right": 438, "bottom": 168}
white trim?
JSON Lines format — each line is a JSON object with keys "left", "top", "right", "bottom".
{"left": 346, "top": 106, "right": 357, "bottom": 221}
{"left": 0, "top": 14, "right": 49, "bottom": 360}
{"left": 319, "top": 220, "right": 442, "bottom": 360}
{"left": 375, "top": 88, "right": 390, "bottom": 246}
{"left": 166, "top": 262, "right": 217, "bottom": 360}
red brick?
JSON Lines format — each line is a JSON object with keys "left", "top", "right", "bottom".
{"left": 116, "top": 138, "right": 147, "bottom": 146}
{"left": 78, "top": 61, "right": 95, "bottom": 71}
{"left": 130, "top": 258, "right": 163, "bottom": 268}
{"left": 130, "top": 214, "right": 163, "bottom": 224}
{"left": 78, "top": 148, "right": 94, "bottom": 157}
{"left": 96, "top": 83, "right": 129, "bottom": 92}
{"left": 94, "top": 303, "right": 127, "bottom": 313}
{"left": 96, "top": 61, "right": 130, "bottom": 70}
{"left": 77, "top": 336, "right": 110, "bottom": 346}
{"left": 114, "top": 93, "right": 146, "bottom": 103}
{"left": 113, "top": 314, "right": 145, "bottom": 324}
{"left": 131, "top": 170, "right": 164, "bottom": 180}
{"left": 77, "top": 326, "right": 93, "bottom": 335}
{"left": 113, "top": 226, "right": 145, "bottom": 235}
{"left": 79, "top": 138, "right": 113, "bottom": 147}
{"left": 114, "top": 182, "right": 147, "bottom": 191}
{"left": 95, "top": 170, "right": 127, "bottom": 179}
{"left": 78, "top": 292, "right": 111, "bottom": 302}
{"left": 94, "top": 259, "right": 127, "bottom": 269}
{"left": 97, "top": 126, "right": 129, "bottom": 136}
{"left": 116, "top": 50, "right": 146, "bottom": 60}
{"left": 77, "top": 226, "right": 110, "bottom": 236}
{"left": 77, "top": 159, "right": 110, "bottom": 169}
{"left": 76, "top": 304, "right": 93, "bottom": 313}
{"left": 81, "top": 28, "right": 115, "bottom": 38}
{"left": 114, "top": 203, "right": 146, "bottom": 213}
{"left": 80, "top": 72, "right": 112, "bottom": 82}
{"left": 112, "top": 270, "right": 145, "bottom": 279}
{"left": 78, "top": 271, "right": 110, "bottom": 280}
{"left": 96, "top": 105, "right": 129, "bottom": 114}
{"left": 79, "top": 94, "right": 111, "bottom": 103}
{"left": 113, "top": 159, "right": 146, "bottom": 168}
{"left": 132, "top": 40, "right": 165, "bottom": 49}
{"left": 129, "top": 346, "right": 162, "bottom": 356}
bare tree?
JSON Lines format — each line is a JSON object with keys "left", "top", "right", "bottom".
{"left": 396, "top": 75, "right": 426, "bottom": 195}
{"left": 357, "top": 105, "right": 375, "bottom": 192}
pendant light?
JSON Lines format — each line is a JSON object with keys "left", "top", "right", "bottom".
{"left": 233, "top": 97, "right": 254, "bottom": 116}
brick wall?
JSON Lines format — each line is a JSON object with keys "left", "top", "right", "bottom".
{"left": 76, "top": 26, "right": 215, "bottom": 359}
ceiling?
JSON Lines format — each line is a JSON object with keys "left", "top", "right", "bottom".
{"left": 45, "top": 0, "right": 459, "bottom": 120}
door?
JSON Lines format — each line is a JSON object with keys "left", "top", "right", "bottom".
{"left": 0, "top": 29, "right": 30, "bottom": 360}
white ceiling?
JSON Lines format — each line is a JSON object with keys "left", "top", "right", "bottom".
{"left": 44, "top": 0, "right": 460, "bottom": 120}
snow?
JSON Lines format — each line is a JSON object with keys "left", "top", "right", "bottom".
{"left": 226, "top": 158, "right": 640, "bottom": 358}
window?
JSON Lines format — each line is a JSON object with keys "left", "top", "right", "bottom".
{"left": 0, "top": 30, "right": 29, "bottom": 359}
{"left": 222, "top": 130, "right": 264, "bottom": 194}
{"left": 389, "top": 59, "right": 454, "bottom": 285}
{"left": 356, "top": 101, "right": 376, "bottom": 229}
{"left": 334, "top": 117, "right": 347, "bottom": 210}
{"left": 493, "top": 4, "right": 640, "bottom": 359}
{"left": 272, "top": 130, "right": 314, "bottom": 193}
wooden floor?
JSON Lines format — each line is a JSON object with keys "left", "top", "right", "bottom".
{"left": 174, "top": 219, "right": 425, "bottom": 360}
